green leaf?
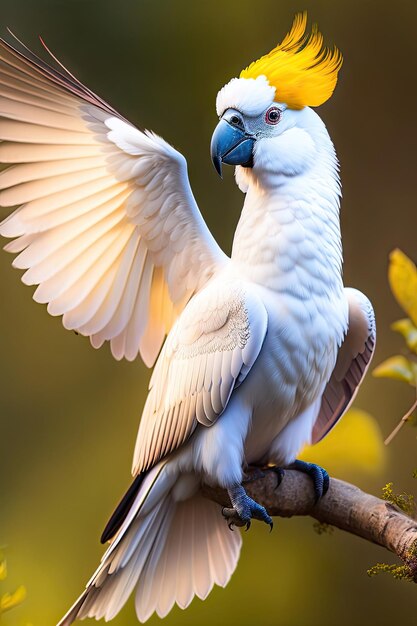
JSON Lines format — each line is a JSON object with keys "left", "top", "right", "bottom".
{"left": 391, "top": 318, "right": 417, "bottom": 354}
{"left": 373, "top": 355, "right": 417, "bottom": 386}
{"left": 388, "top": 249, "right": 417, "bottom": 326}
{"left": 0, "top": 585, "right": 26, "bottom": 613}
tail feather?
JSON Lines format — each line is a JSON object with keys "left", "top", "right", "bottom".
{"left": 135, "top": 494, "right": 242, "bottom": 622}
{"left": 57, "top": 463, "right": 242, "bottom": 625}
{"left": 101, "top": 473, "right": 145, "bottom": 544}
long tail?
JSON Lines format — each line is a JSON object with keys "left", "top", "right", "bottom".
{"left": 57, "top": 461, "right": 242, "bottom": 624}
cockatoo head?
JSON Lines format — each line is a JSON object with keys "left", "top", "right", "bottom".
{"left": 211, "top": 13, "right": 342, "bottom": 187}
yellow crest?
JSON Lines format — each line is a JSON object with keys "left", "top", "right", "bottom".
{"left": 240, "top": 12, "right": 342, "bottom": 110}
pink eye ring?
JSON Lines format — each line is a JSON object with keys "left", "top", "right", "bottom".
{"left": 265, "top": 107, "right": 281, "bottom": 125}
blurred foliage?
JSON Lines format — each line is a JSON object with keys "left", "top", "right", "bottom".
{"left": 312, "top": 522, "right": 334, "bottom": 536}
{"left": 391, "top": 320, "right": 417, "bottom": 354}
{"left": 300, "top": 408, "right": 386, "bottom": 476}
{"left": 0, "top": 550, "right": 27, "bottom": 620}
{"left": 367, "top": 562, "right": 414, "bottom": 582}
{"left": 367, "top": 538, "right": 417, "bottom": 583}
{"left": 374, "top": 250, "right": 417, "bottom": 443}
{"left": 367, "top": 251, "right": 417, "bottom": 581}
{"left": 388, "top": 250, "right": 417, "bottom": 327}
{"left": 381, "top": 482, "right": 415, "bottom": 517}
{"left": 0, "top": 2, "right": 417, "bottom": 626}
{"left": 374, "top": 355, "right": 417, "bottom": 386}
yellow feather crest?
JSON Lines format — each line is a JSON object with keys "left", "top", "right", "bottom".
{"left": 240, "top": 12, "right": 342, "bottom": 110}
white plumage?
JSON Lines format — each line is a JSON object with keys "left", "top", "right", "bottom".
{"left": 132, "top": 279, "right": 268, "bottom": 475}
{"left": 0, "top": 39, "right": 226, "bottom": 365}
{"left": 0, "top": 26, "right": 375, "bottom": 625}
{"left": 59, "top": 463, "right": 242, "bottom": 624}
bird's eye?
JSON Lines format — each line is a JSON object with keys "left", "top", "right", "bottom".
{"left": 230, "top": 115, "right": 242, "bottom": 126}
{"left": 265, "top": 107, "right": 281, "bottom": 125}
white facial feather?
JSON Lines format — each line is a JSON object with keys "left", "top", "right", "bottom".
{"left": 253, "top": 128, "right": 316, "bottom": 176}
{"left": 234, "top": 106, "right": 338, "bottom": 192}
{"left": 216, "top": 76, "right": 275, "bottom": 117}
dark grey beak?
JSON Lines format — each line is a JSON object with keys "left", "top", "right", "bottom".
{"left": 210, "top": 119, "right": 255, "bottom": 177}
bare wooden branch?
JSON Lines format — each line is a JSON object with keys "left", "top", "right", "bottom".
{"left": 202, "top": 468, "right": 417, "bottom": 580}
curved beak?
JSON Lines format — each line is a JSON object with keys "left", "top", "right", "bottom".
{"left": 210, "top": 119, "right": 255, "bottom": 178}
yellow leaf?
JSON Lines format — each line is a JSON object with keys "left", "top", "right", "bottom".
{"left": 388, "top": 249, "right": 417, "bottom": 326}
{"left": 0, "top": 552, "right": 6, "bottom": 581}
{"left": 300, "top": 409, "right": 386, "bottom": 476}
{"left": 373, "top": 355, "right": 417, "bottom": 385}
{"left": 391, "top": 318, "right": 417, "bottom": 354}
{"left": 0, "top": 585, "right": 26, "bottom": 613}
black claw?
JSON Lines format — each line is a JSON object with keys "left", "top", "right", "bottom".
{"left": 269, "top": 466, "right": 285, "bottom": 489}
{"left": 269, "top": 522, "right": 274, "bottom": 532}
{"left": 223, "top": 506, "right": 248, "bottom": 530}
{"left": 245, "top": 521, "right": 251, "bottom": 531}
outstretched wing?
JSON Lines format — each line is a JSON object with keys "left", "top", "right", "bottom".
{"left": 312, "top": 288, "right": 376, "bottom": 444}
{"left": 0, "top": 35, "right": 227, "bottom": 365}
{"left": 132, "top": 280, "right": 268, "bottom": 475}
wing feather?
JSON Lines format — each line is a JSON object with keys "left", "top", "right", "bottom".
{"left": 48, "top": 228, "right": 136, "bottom": 316}
{"left": 132, "top": 281, "right": 268, "bottom": 475}
{"left": 3, "top": 180, "right": 128, "bottom": 239}
{"left": 78, "top": 235, "right": 144, "bottom": 336}
{"left": 0, "top": 142, "right": 103, "bottom": 162}
{"left": 0, "top": 35, "right": 227, "bottom": 364}
{"left": 312, "top": 288, "right": 376, "bottom": 443}
{"left": 0, "top": 156, "right": 105, "bottom": 189}
{"left": 121, "top": 256, "right": 154, "bottom": 362}
{"left": 0, "top": 166, "right": 111, "bottom": 206}
{"left": 0, "top": 95, "right": 88, "bottom": 130}
{"left": 0, "top": 69, "right": 79, "bottom": 111}
{"left": 0, "top": 119, "right": 97, "bottom": 144}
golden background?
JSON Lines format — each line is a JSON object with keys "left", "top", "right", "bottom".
{"left": 0, "top": 1, "right": 416, "bottom": 625}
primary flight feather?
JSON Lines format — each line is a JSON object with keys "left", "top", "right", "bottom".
{"left": 0, "top": 12, "right": 375, "bottom": 624}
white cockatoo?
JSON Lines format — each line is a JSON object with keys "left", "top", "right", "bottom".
{"left": 0, "top": 12, "right": 375, "bottom": 624}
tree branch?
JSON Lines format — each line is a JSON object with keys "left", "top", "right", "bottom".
{"left": 202, "top": 468, "right": 417, "bottom": 580}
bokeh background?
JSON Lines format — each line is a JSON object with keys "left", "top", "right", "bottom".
{"left": 0, "top": 0, "right": 416, "bottom": 625}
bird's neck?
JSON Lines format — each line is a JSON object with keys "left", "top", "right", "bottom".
{"left": 230, "top": 140, "right": 344, "bottom": 302}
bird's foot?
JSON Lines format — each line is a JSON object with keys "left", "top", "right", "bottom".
{"left": 223, "top": 484, "right": 273, "bottom": 531}
{"left": 287, "top": 459, "right": 330, "bottom": 502}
